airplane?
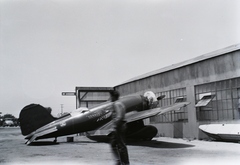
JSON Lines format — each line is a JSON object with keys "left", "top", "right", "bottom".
{"left": 19, "top": 91, "right": 190, "bottom": 145}
{"left": 199, "top": 124, "right": 240, "bottom": 142}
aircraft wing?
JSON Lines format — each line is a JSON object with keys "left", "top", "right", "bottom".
{"left": 126, "top": 102, "right": 190, "bottom": 123}
{"left": 87, "top": 102, "right": 190, "bottom": 138}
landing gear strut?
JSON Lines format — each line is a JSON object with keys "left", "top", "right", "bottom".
{"left": 53, "top": 137, "right": 57, "bottom": 143}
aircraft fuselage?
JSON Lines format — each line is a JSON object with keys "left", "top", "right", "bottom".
{"left": 26, "top": 95, "right": 147, "bottom": 141}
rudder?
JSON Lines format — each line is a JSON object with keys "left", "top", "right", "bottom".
{"left": 19, "top": 104, "right": 56, "bottom": 136}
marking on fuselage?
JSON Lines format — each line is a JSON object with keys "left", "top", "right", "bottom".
{"left": 96, "top": 111, "right": 112, "bottom": 122}
{"left": 60, "top": 122, "right": 66, "bottom": 127}
{"left": 87, "top": 112, "right": 102, "bottom": 119}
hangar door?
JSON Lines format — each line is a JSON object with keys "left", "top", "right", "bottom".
{"left": 75, "top": 87, "right": 113, "bottom": 109}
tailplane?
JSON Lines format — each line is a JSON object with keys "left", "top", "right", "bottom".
{"left": 19, "top": 104, "right": 56, "bottom": 136}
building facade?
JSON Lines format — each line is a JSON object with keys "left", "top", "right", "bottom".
{"left": 114, "top": 44, "right": 240, "bottom": 140}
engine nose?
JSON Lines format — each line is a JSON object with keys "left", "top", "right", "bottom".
{"left": 143, "top": 91, "right": 158, "bottom": 109}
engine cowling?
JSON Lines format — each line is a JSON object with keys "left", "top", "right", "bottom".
{"left": 144, "top": 91, "right": 159, "bottom": 109}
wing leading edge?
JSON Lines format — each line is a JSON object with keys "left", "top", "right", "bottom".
{"left": 126, "top": 101, "right": 190, "bottom": 123}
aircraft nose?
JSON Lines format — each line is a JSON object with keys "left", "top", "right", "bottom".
{"left": 143, "top": 91, "right": 158, "bottom": 108}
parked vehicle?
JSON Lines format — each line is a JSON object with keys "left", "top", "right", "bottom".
{"left": 3, "top": 120, "right": 14, "bottom": 127}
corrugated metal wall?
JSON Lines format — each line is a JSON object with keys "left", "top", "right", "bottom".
{"left": 114, "top": 49, "right": 240, "bottom": 139}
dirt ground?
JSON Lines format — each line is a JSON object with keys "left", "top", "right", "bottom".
{"left": 1, "top": 127, "right": 240, "bottom": 165}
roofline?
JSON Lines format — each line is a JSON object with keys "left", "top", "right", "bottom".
{"left": 116, "top": 43, "right": 240, "bottom": 86}
{"left": 75, "top": 87, "right": 114, "bottom": 92}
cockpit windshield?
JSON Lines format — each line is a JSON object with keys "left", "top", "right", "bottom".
{"left": 71, "top": 107, "right": 89, "bottom": 116}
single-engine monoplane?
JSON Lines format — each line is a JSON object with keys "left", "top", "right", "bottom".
{"left": 19, "top": 91, "right": 190, "bottom": 145}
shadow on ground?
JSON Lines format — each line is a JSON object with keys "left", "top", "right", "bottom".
{"left": 127, "top": 140, "right": 195, "bottom": 148}
{"left": 27, "top": 139, "right": 194, "bottom": 148}
{"left": 28, "top": 141, "right": 60, "bottom": 146}
{"left": 28, "top": 139, "right": 98, "bottom": 146}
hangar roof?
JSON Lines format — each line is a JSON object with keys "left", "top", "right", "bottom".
{"left": 118, "top": 43, "right": 240, "bottom": 86}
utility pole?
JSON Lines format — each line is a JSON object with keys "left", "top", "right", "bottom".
{"left": 61, "top": 104, "right": 64, "bottom": 115}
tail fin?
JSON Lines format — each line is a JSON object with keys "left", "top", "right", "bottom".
{"left": 19, "top": 104, "right": 56, "bottom": 136}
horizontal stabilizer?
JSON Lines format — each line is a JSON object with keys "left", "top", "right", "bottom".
{"left": 26, "top": 126, "right": 58, "bottom": 145}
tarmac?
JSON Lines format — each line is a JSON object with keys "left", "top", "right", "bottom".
{"left": 1, "top": 127, "right": 240, "bottom": 165}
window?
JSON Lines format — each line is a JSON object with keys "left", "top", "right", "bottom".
{"left": 175, "top": 97, "right": 186, "bottom": 103}
{"left": 195, "top": 77, "right": 240, "bottom": 121}
{"left": 195, "top": 93, "right": 215, "bottom": 107}
{"left": 150, "top": 88, "right": 187, "bottom": 123}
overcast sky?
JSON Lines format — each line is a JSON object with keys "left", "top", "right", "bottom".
{"left": 1, "top": 0, "right": 240, "bottom": 117}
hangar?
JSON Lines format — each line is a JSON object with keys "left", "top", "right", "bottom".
{"left": 75, "top": 43, "right": 240, "bottom": 140}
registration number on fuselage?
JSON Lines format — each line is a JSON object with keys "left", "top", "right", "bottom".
{"left": 87, "top": 109, "right": 112, "bottom": 122}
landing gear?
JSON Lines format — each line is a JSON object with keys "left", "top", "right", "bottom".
{"left": 53, "top": 137, "right": 57, "bottom": 143}
{"left": 126, "top": 124, "right": 158, "bottom": 141}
